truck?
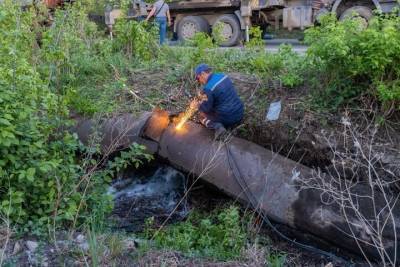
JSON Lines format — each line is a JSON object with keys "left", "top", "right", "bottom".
{"left": 109, "top": 0, "right": 399, "bottom": 46}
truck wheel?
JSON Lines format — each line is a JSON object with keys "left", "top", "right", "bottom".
{"left": 177, "top": 16, "right": 209, "bottom": 42}
{"left": 213, "top": 14, "right": 241, "bottom": 47}
{"left": 339, "top": 6, "right": 373, "bottom": 26}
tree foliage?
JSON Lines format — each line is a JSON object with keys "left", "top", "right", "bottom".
{"left": 0, "top": 1, "right": 152, "bottom": 232}
{"left": 0, "top": 1, "right": 82, "bottom": 229}
{"left": 305, "top": 13, "right": 400, "bottom": 110}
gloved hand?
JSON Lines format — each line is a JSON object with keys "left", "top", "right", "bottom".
{"left": 197, "top": 92, "right": 208, "bottom": 102}
{"left": 190, "top": 99, "right": 200, "bottom": 110}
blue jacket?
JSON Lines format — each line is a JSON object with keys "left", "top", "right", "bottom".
{"left": 199, "top": 73, "right": 244, "bottom": 126}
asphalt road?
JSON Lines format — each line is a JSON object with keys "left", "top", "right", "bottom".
{"left": 264, "top": 44, "right": 308, "bottom": 54}
{"left": 168, "top": 39, "right": 308, "bottom": 54}
{"left": 264, "top": 39, "right": 308, "bottom": 53}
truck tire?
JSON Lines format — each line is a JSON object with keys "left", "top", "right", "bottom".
{"left": 177, "top": 16, "right": 209, "bottom": 42}
{"left": 339, "top": 6, "right": 373, "bottom": 25}
{"left": 213, "top": 14, "right": 241, "bottom": 47}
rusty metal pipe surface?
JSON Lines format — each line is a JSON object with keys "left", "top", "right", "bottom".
{"left": 72, "top": 112, "right": 158, "bottom": 155}
{"left": 73, "top": 112, "right": 400, "bottom": 262}
{"left": 157, "top": 122, "right": 400, "bottom": 261}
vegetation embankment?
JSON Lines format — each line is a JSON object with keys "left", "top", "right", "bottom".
{"left": 1, "top": 0, "right": 399, "bottom": 265}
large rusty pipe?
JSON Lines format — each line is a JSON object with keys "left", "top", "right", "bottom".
{"left": 73, "top": 112, "right": 400, "bottom": 262}
{"left": 73, "top": 112, "right": 159, "bottom": 155}
{"left": 158, "top": 122, "right": 400, "bottom": 261}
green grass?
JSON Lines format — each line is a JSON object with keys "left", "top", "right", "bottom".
{"left": 142, "top": 206, "right": 247, "bottom": 261}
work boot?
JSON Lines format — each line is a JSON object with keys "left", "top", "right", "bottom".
{"left": 214, "top": 124, "right": 227, "bottom": 140}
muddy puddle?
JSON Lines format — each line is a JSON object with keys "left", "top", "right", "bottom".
{"left": 109, "top": 164, "right": 189, "bottom": 232}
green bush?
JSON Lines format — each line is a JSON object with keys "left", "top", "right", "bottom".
{"left": 247, "top": 45, "right": 304, "bottom": 88}
{"left": 0, "top": 2, "right": 82, "bottom": 229}
{"left": 246, "top": 26, "right": 264, "bottom": 49}
{"left": 39, "top": 4, "right": 159, "bottom": 116}
{"left": 187, "top": 32, "right": 217, "bottom": 68}
{"left": 0, "top": 1, "right": 151, "bottom": 232}
{"left": 40, "top": 3, "right": 103, "bottom": 87}
{"left": 113, "top": 19, "right": 159, "bottom": 61}
{"left": 39, "top": 2, "right": 115, "bottom": 115}
{"left": 305, "top": 13, "right": 400, "bottom": 110}
{"left": 147, "top": 206, "right": 247, "bottom": 261}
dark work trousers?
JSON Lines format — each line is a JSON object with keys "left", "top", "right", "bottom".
{"left": 199, "top": 112, "right": 224, "bottom": 130}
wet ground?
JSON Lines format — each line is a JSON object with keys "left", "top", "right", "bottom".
{"left": 109, "top": 163, "right": 189, "bottom": 232}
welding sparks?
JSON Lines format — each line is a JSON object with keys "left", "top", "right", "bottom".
{"left": 175, "top": 105, "right": 198, "bottom": 130}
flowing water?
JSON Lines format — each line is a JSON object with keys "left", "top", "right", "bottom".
{"left": 109, "top": 164, "right": 189, "bottom": 232}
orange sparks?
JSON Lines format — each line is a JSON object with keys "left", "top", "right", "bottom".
{"left": 175, "top": 105, "right": 197, "bottom": 130}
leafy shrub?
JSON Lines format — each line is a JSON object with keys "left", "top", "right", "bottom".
{"left": 147, "top": 206, "right": 247, "bottom": 260}
{"left": 277, "top": 45, "right": 306, "bottom": 88}
{"left": 246, "top": 26, "right": 264, "bottom": 49}
{"left": 0, "top": 1, "right": 151, "bottom": 232}
{"left": 187, "top": 32, "right": 217, "bottom": 68}
{"left": 40, "top": 2, "right": 103, "bottom": 88}
{"left": 247, "top": 45, "right": 304, "bottom": 88}
{"left": 211, "top": 22, "right": 226, "bottom": 46}
{"left": 0, "top": 2, "right": 83, "bottom": 229}
{"left": 267, "top": 253, "right": 287, "bottom": 267}
{"left": 305, "top": 13, "right": 400, "bottom": 110}
{"left": 105, "top": 143, "right": 153, "bottom": 174}
{"left": 114, "top": 19, "right": 159, "bottom": 61}
{"left": 38, "top": 2, "right": 159, "bottom": 116}
{"left": 39, "top": 2, "right": 116, "bottom": 115}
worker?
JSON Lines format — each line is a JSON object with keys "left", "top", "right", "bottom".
{"left": 191, "top": 63, "right": 244, "bottom": 139}
{"left": 145, "top": 0, "right": 172, "bottom": 45}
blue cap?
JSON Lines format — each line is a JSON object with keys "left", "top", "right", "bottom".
{"left": 194, "top": 63, "right": 211, "bottom": 78}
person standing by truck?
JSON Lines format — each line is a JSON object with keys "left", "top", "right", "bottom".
{"left": 145, "top": 0, "right": 172, "bottom": 45}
